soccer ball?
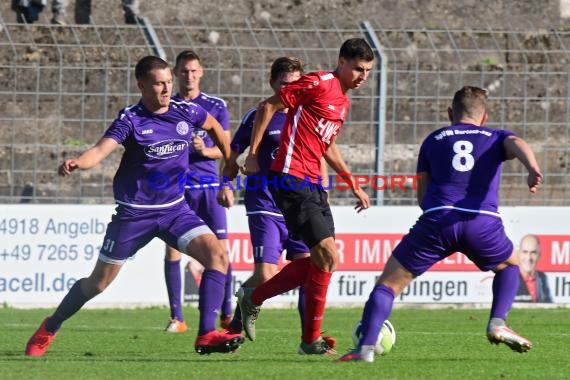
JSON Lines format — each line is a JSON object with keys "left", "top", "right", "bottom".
{"left": 352, "top": 319, "right": 396, "bottom": 355}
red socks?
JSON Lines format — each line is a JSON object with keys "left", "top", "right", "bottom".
{"left": 250, "top": 258, "right": 333, "bottom": 345}
{"left": 302, "top": 264, "right": 332, "bottom": 344}
{"left": 251, "top": 257, "right": 311, "bottom": 305}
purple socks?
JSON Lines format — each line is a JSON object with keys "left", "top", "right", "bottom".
{"left": 490, "top": 264, "right": 520, "bottom": 321}
{"left": 46, "top": 279, "right": 90, "bottom": 333}
{"left": 198, "top": 269, "right": 226, "bottom": 335}
{"left": 359, "top": 283, "right": 395, "bottom": 346}
{"left": 164, "top": 259, "right": 183, "bottom": 321}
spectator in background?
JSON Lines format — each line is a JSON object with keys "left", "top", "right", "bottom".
{"left": 122, "top": 0, "right": 142, "bottom": 24}
{"left": 12, "top": 0, "right": 142, "bottom": 25}
{"left": 74, "top": 0, "right": 143, "bottom": 24}
{"left": 75, "top": 0, "right": 143, "bottom": 24}
{"left": 12, "top": 0, "right": 71, "bottom": 24}
{"left": 12, "top": 0, "right": 46, "bottom": 23}
{"left": 515, "top": 234, "right": 553, "bottom": 303}
{"left": 51, "top": 0, "right": 67, "bottom": 24}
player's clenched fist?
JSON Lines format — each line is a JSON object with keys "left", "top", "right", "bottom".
{"left": 58, "top": 159, "right": 79, "bottom": 176}
{"left": 192, "top": 134, "right": 205, "bottom": 154}
{"left": 528, "top": 169, "right": 543, "bottom": 194}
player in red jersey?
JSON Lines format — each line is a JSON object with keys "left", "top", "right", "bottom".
{"left": 236, "top": 38, "right": 375, "bottom": 355}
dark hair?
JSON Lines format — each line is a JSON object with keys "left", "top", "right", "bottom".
{"left": 270, "top": 57, "right": 304, "bottom": 82}
{"left": 339, "top": 38, "right": 374, "bottom": 62}
{"left": 135, "top": 56, "right": 170, "bottom": 80}
{"left": 452, "top": 86, "right": 488, "bottom": 118}
{"left": 174, "top": 50, "right": 202, "bottom": 70}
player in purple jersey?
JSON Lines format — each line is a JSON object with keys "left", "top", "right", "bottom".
{"left": 338, "top": 86, "right": 543, "bottom": 363}
{"left": 161, "top": 50, "right": 233, "bottom": 334}
{"left": 25, "top": 56, "right": 244, "bottom": 357}
{"left": 218, "top": 57, "right": 336, "bottom": 348}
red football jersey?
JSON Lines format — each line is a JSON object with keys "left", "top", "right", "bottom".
{"left": 271, "top": 71, "right": 350, "bottom": 183}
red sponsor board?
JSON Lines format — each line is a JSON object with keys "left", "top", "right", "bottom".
{"left": 227, "top": 233, "right": 256, "bottom": 270}
{"left": 335, "top": 233, "right": 402, "bottom": 270}
{"left": 227, "top": 233, "right": 570, "bottom": 272}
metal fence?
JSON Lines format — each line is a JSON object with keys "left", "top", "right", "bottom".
{"left": 0, "top": 17, "right": 568, "bottom": 206}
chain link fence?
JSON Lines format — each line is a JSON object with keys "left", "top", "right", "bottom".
{"left": 0, "top": 18, "right": 568, "bottom": 206}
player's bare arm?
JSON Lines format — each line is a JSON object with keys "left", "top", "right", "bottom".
{"left": 217, "top": 149, "right": 241, "bottom": 207}
{"left": 324, "top": 141, "right": 370, "bottom": 212}
{"left": 416, "top": 171, "right": 430, "bottom": 208}
{"left": 323, "top": 141, "right": 351, "bottom": 177}
{"left": 193, "top": 130, "right": 231, "bottom": 159}
{"left": 319, "top": 157, "right": 329, "bottom": 191}
{"left": 221, "top": 149, "right": 241, "bottom": 181}
{"left": 58, "top": 137, "right": 119, "bottom": 176}
{"left": 217, "top": 185, "right": 235, "bottom": 208}
{"left": 503, "top": 135, "right": 543, "bottom": 193}
{"left": 201, "top": 113, "right": 231, "bottom": 162}
{"left": 244, "top": 94, "right": 284, "bottom": 174}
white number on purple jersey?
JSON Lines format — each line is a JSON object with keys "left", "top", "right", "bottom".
{"left": 451, "top": 140, "right": 475, "bottom": 172}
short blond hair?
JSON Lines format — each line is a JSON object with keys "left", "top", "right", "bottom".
{"left": 452, "top": 86, "right": 488, "bottom": 120}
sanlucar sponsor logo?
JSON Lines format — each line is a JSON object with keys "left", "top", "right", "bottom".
{"left": 145, "top": 139, "right": 188, "bottom": 159}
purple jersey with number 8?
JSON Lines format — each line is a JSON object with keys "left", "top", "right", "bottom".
{"left": 417, "top": 123, "right": 514, "bottom": 214}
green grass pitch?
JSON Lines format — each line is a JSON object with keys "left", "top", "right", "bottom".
{"left": 1, "top": 306, "right": 569, "bottom": 379}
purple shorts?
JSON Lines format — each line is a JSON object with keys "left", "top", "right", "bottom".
{"left": 248, "top": 213, "right": 310, "bottom": 264}
{"left": 99, "top": 202, "right": 212, "bottom": 265}
{"left": 185, "top": 187, "right": 228, "bottom": 239}
{"left": 392, "top": 209, "right": 514, "bottom": 276}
